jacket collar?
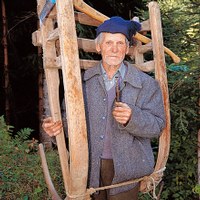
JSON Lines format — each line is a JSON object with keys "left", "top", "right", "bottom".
{"left": 83, "top": 61, "right": 143, "bottom": 89}
{"left": 123, "top": 61, "right": 142, "bottom": 88}
{"left": 83, "top": 61, "right": 102, "bottom": 81}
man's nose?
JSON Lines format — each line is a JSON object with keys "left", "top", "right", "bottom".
{"left": 111, "top": 44, "right": 118, "bottom": 52}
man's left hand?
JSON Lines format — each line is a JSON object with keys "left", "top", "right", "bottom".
{"left": 112, "top": 102, "right": 132, "bottom": 125}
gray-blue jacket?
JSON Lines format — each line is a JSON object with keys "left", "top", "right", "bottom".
{"left": 83, "top": 61, "right": 166, "bottom": 195}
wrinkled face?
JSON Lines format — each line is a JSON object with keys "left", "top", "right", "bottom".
{"left": 96, "top": 33, "right": 129, "bottom": 68}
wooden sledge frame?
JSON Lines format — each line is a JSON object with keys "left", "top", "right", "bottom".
{"left": 32, "top": 0, "right": 175, "bottom": 199}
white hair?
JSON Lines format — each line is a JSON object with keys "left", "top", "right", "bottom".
{"left": 95, "top": 32, "right": 129, "bottom": 46}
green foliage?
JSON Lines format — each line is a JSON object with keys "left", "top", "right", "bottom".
{"left": 135, "top": 1, "right": 199, "bottom": 198}
{"left": 158, "top": 0, "right": 200, "bottom": 67}
{"left": 161, "top": 66, "right": 199, "bottom": 200}
{"left": 0, "top": 116, "right": 65, "bottom": 199}
{"left": 0, "top": 116, "right": 13, "bottom": 141}
{"left": 193, "top": 184, "right": 200, "bottom": 195}
{"left": 140, "top": 66, "right": 199, "bottom": 200}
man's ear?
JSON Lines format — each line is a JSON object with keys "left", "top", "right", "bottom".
{"left": 125, "top": 46, "right": 129, "bottom": 55}
{"left": 96, "top": 43, "right": 101, "bottom": 53}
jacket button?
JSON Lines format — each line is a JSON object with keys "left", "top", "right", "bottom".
{"left": 103, "top": 98, "right": 106, "bottom": 101}
{"left": 100, "top": 135, "right": 104, "bottom": 140}
{"left": 102, "top": 116, "right": 106, "bottom": 120}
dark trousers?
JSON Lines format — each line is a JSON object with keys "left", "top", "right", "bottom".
{"left": 92, "top": 159, "right": 139, "bottom": 200}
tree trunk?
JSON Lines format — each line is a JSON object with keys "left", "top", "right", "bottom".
{"left": 1, "top": 0, "right": 10, "bottom": 124}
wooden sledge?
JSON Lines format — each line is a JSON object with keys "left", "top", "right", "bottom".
{"left": 32, "top": 0, "right": 177, "bottom": 199}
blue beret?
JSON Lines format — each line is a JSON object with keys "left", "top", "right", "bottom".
{"left": 96, "top": 16, "right": 141, "bottom": 41}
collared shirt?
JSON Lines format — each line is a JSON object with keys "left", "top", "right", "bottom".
{"left": 101, "top": 62, "right": 126, "bottom": 91}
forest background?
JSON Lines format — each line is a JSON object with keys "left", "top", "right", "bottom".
{"left": 0, "top": 0, "right": 199, "bottom": 199}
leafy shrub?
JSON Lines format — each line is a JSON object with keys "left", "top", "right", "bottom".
{"left": 160, "top": 67, "right": 199, "bottom": 200}
{"left": 0, "top": 116, "right": 65, "bottom": 199}
{"left": 140, "top": 66, "right": 199, "bottom": 200}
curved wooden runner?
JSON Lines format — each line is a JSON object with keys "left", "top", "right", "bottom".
{"left": 139, "top": 2, "right": 171, "bottom": 193}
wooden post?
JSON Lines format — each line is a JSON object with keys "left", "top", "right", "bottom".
{"left": 37, "top": 21, "right": 52, "bottom": 148}
{"left": 132, "top": 17, "right": 144, "bottom": 65}
{"left": 149, "top": 1, "right": 171, "bottom": 176}
{"left": 56, "top": 0, "right": 89, "bottom": 199}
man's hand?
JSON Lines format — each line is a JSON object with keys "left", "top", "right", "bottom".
{"left": 112, "top": 102, "right": 132, "bottom": 125}
{"left": 42, "top": 117, "right": 63, "bottom": 137}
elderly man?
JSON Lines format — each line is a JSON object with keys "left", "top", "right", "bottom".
{"left": 43, "top": 16, "right": 166, "bottom": 200}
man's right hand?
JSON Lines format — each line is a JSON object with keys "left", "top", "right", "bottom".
{"left": 42, "top": 117, "right": 63, "bottom": 137}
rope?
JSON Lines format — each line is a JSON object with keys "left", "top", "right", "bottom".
{"left": 142, "top": 167, "right": 166, "bottom": 200}
{"left": 66, "top": 167, "right": 166, "bottom": 199}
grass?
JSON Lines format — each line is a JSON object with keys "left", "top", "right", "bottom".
{"left": 0, "top": 116, "right": 65, "bottom": 200}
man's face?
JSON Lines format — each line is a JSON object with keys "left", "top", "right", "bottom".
{"left": 96, "top": 33, "right": 129, "bottom": 68}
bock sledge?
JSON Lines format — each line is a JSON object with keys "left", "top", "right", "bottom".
{"left": 32, "top": 0, "right": 180, "bottom": 199}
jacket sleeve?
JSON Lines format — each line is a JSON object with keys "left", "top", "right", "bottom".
{"left": 119, "top": 79, "right": 166, "bottom": 139}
